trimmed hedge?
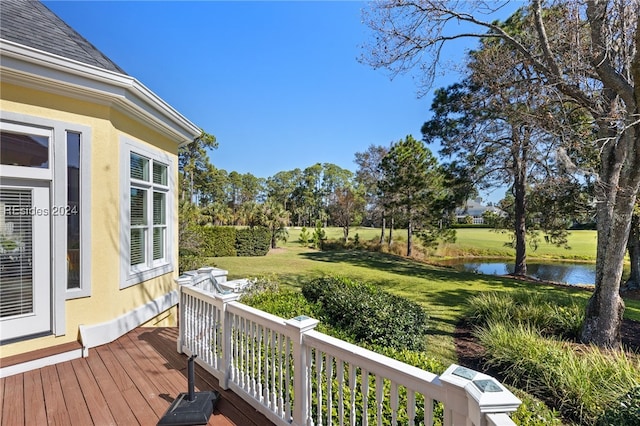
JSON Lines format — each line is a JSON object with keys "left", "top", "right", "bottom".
{"left": 302, "top": 276, "right": 429, "bottom": 351}
{"left": 201, "top": 226, "right": 237, "bottom": 257}
{"left": 236, "top": 227, "right": 271, "bottom": 256}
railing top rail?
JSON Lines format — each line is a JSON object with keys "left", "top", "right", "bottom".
{"left": 226, "top": 301, "right": 292, "bottom": 336}
{"left": 304, "top": 329, "right": 441, "bottom": 394}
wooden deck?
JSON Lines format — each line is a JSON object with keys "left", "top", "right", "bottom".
{"left": 0, "top": 327, "right": 274, "bottom": 426}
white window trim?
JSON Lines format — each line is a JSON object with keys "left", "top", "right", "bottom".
{"left": 120, "top": 136, "right": 175, "bottom": 289}
{"left": 0, "top": 112, "right": 92, "bottom": 336}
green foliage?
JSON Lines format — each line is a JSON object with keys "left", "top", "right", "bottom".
{"left": 596, "top": 386, "right": 640, "bottom": 426}
{"left": 312, "top": 221, "right": 327, "bottom": 249}
{"left": 298, "top": 227, "right": 311, "bottom": 246}
{"left": 242, "top": 289, "right": 319, "bottom": 320}
{"left": 178, "top": 255, "right": 211, "bottom": 274}
{"left": 476, "top": 322, "right": 639, "bottom": 425}
{"left": 467, "top": 291, "right": 585, "bottom": 339}
{"left": 235, "top": 227, "right": 271, "bottom": 256}
{"left": 509, "top": 388, "right": 564, "bottom": 426}
{"left": 302, "top": 276, "right": 429, "bottom": 351}
{"left": 201, "top": 226, "right": 237, "bottom": 257}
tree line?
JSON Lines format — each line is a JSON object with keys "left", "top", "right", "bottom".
{"left": 180, "top": 0, "right": 640, "bottom": 349}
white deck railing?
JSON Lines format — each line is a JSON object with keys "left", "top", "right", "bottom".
{"left": 176, "top": 269, "right": 521, "bottom": 426}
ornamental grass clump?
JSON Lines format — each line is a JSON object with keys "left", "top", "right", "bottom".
{"left": 467, "top": 290, "right": 584, "bottom": 339}
{"left": 467, "top": 291, "right": 639, "bottom": 424}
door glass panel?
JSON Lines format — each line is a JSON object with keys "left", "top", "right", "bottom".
{"left": 0, "top": 131, "right": 49, "bottom": 168}
{"left": 0, "top": 188, "right": 34, "bottom": 317}
{"left": 67, "top": 132, "right": 81, "bottom": 289}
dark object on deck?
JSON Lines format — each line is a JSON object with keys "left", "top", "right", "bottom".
{"left": 157, "top": 355, "right": 220, "bottom": 426}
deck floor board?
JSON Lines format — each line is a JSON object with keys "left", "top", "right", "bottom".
{"left": 1, "top": 327, "right": 273, "bottom": 425}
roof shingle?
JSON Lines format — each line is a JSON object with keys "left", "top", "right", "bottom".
{"left": 1, "top": 0, "right": 127, "bottom": 74}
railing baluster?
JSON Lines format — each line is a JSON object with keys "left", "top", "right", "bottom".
{"left": 349, "top": 363, "right": 356, "bottom": 426}
{"left": 362, "top": 368, "right": 369, "bottom": 426}
{"left": 326, "top": 354, "right": 333, "bottom": 426}
{"left": 315, "top": 349, "right": 323, "bottom": 426}
{"left": 424, "top": 397, "right": 434, "bottom": 426}
{"left": 284, "top": 335, "right": 291, "bottom": 419}
{"left": 390, "top": 382, "right": 399, "bottom": 426}
{"left": 376, "top": 375, "right": 383, "bottom": 426}
{"left": 407, "top": 389, "right": 416, "bottom": 426}
{"left": 337, "top": 359, "right": 344, "bottom": 426}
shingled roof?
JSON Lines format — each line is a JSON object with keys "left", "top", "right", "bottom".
{"left": 0, "top": 0, "right": 127, "bottom": 74}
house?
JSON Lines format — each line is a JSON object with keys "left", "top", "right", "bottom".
{"left": 0, "top": 0, "right": 201, "bottom": 365}
{"left": 455, "top": 197, "right": 505, "bottom": 225}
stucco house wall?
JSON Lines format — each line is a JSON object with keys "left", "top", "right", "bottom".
{"left": 0, "top": 0, "right": 200, "bottom": 360}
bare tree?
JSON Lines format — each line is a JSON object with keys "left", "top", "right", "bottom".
{"left": 362, "top": 0, "right": 640, "bottom": 348}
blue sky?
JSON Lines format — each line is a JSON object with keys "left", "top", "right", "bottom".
{"left": 44, "top": 1, "right": 519, "bottom": 202}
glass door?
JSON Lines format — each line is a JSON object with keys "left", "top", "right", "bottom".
{"left": 0, "top": 180, "right": 51, "bottom": 342}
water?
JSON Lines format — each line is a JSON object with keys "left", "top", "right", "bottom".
{"left": 442, "top": 259, "right": 600, "bottom": 286}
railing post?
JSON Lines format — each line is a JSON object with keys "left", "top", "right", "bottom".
{"left": 285, "top": 315, "right": 319, "bottom": 426}
{"left": 175, "top": 274, "right": 196, "bottom": 354}
{"left": 439, "top": 364, "right": 521, "bottom": 426}
{"left": 218, "top": 291, "right": 241, "bottom": 390}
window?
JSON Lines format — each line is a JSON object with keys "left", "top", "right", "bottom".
{"left": 121, "top": 138, "right": 173, "bottom": 288}
{"left": 66, "top": 132, "right": 81, "bottom": 290}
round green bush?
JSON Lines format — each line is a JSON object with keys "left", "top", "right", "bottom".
{"left": 302, "top": 276, "right": 429, "bottom": 351}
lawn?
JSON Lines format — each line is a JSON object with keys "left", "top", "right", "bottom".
{"left": 284, "top": 226, "right": 599, "bottom": 260}
{"left": 211, "top": 230, "right": 639, "bottom": 365}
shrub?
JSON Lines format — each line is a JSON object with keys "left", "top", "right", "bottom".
{"left": 201, "top": 226, "right": 237, "bottom": 257}
{"left": 509, "top": 388, "right": 564, "bottom": 426}
{"left": 241, "top": 289, "right": 319, "bottom": 320}
{"left": 178, "top": 254, "right": 210, "bottom": 274}
{"left": 298, "top": 227, "right": 311, "bottom": 246}
{"left": 597, "top": 386, "right": 640, "bottom": 426}
{"left": 302, "top": 276, "right": 429, "bottom": 351}
{"left": 235, "top": 227, "right": 271, "bottom": 256}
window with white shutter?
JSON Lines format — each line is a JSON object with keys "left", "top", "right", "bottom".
{"left": 121, "top": 139, "right": 173, "bottom": 288}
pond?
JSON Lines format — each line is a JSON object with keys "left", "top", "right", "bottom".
{"left": 440, "top": 259, "right": 615, "bottom": 287}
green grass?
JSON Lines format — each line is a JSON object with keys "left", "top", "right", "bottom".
{"left": 284, "top": 227, "right": 599, "bottom": 260}
{"left": 439, "top": 229, "right": 599, "bottom": 260}
{"left": 211, "top": 237, "right": 640, "bottom": 365}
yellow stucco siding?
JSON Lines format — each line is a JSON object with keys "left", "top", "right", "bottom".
{"left": 1, "top": 83, "right": 181, "bottom": 357}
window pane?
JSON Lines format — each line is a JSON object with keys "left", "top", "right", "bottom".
{"left": 153, "top": 192, "right": 165, "bottom": 225}
{"left": 130, "top": 188, "right": 147, "bottom": 226}
{"left": 0, "top": 189, "right": 34, "bottom": 317}
{"left": 153, "top": 162, "right": 167, "bottom": 185}
{"left": 67, "top": 132, "right": 81, "bottom": 289}
{"left": 130, "top": 228, "right": 145, "bottom": 266}
{"left": 1, "top": 131, "right": 49, "bottom": 168}
{"left": 153, "top": 227, "right": 164, "bottom": 260}
{"left": 130, "top": 153, "right": 149, "bottom": 181}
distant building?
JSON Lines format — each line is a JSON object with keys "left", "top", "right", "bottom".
{"left": 455, "top": 198, "right": 505, "bottom": 225}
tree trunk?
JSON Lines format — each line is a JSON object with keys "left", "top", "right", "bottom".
{"left": 581, "top": 192, "right": 633, "bottom": 348}
{"left": 343, "top": 225, "right": 349, "bottom": 243}
{"left": 625, "top": 213, "right": 640, "bottom": 290}
{"left": 380, "top": 216, "right": 386, "bottom": 244}
{"left": 512, "top": 129, "right": 528, "bottom": 276}
{"left": 388, "top": 217, "right": 394, "bottom": 247}
{"left": 407, "top": 216, "right": 413, "bottom": 257}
